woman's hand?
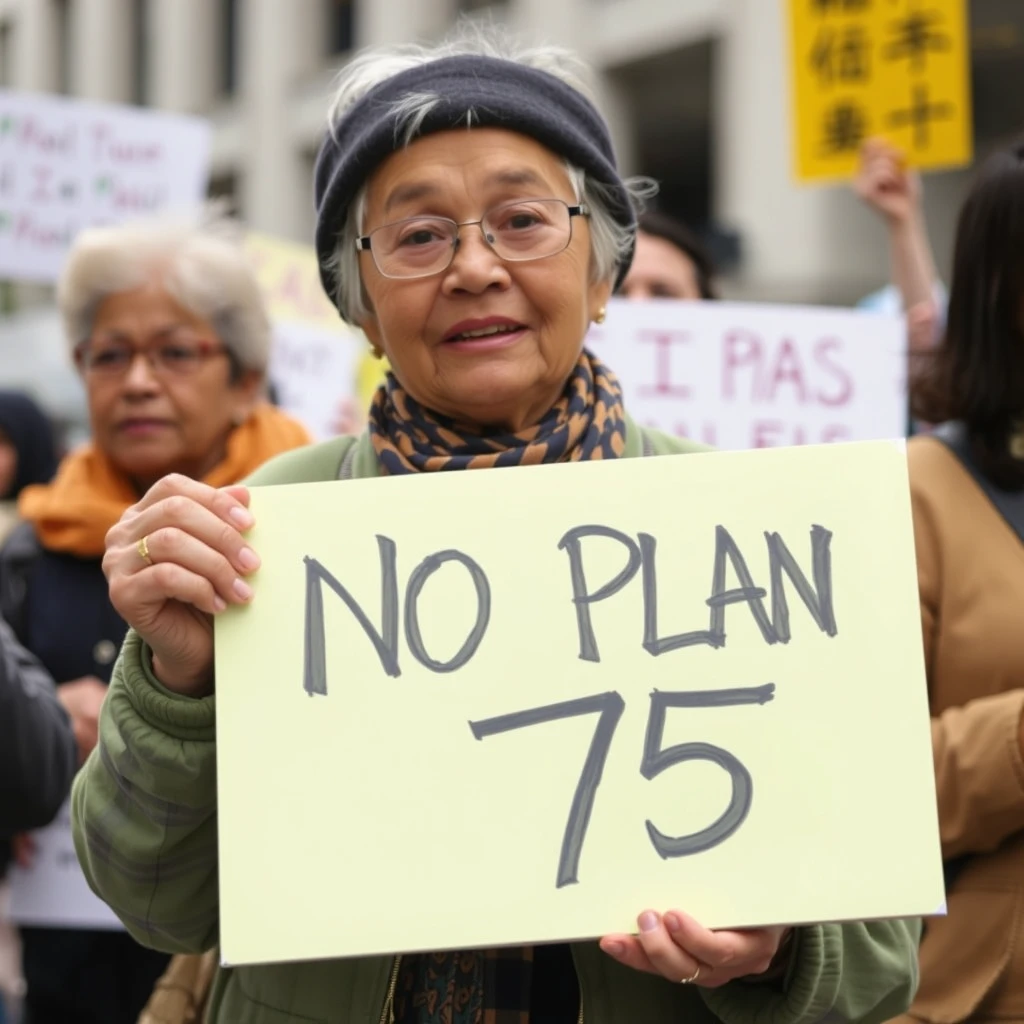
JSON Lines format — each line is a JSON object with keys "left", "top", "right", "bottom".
{"left": 102, "top": 476, "right": 260, "bottom": 697}
{"left": 600, "top": 910, "right": 791, "bottom": 988}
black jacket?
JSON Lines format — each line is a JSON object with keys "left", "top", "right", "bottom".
{"left": 0, "top": 612, "right": 76, "bottom": 838}
{"left": 0, "top": 521, "right": 170, "bottom": 1024}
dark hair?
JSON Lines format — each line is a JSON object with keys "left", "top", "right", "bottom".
{"left": 0, "top": 391, "right": 59, "bottom": 500}
{"left": 632, "top": 211, "right": 719, "bottom": 300}
{"left": 912, "top": 140, "right": 1024, "bottom": 489}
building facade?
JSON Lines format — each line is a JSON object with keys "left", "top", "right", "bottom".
{"left": 0, "top": 0, "right": 1022, "bottom": 306}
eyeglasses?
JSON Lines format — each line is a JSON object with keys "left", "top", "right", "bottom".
{"left": 356, "top": 198, "right": 590, "bottom": 280}
{"left": 75, "top": 336, "right": 227, "bottom": 377}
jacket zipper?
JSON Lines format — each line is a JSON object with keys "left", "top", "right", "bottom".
{"left": 379, "top": 956, "right": 402, "bottom": 1024}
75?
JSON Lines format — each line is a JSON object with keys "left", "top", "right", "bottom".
{"left": 469, "top": 684, "right": 776, "bottom": 888}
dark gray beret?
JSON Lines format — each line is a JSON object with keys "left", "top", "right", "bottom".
{"left": 313, "top": 54, "right": 637, "bottom": 321}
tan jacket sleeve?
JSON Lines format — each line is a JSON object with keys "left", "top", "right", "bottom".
{"left": 911, "top": 446, "right": 1024, "bottom": 859}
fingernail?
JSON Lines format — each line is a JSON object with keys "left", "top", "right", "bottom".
{"left": 213, "top": 596, "right": 227, "bottom": 613}
{"left": 603, "top": 941, "right": 625, "bottom": 957}
{"left": 639, "top": 911, "right": 659, "bottom": 933}
{"left": 664, "top": 913, "right": 682, "bottom": 933}
{"left": 233, "top": 578, "right": 254, "bottom": 601}
{"left": 229, "top": 506, "right": 254, "bottom": 529}
{"left": 238, "top": 546, "right": 260, "bottom": 572}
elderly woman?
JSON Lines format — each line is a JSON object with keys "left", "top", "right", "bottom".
{"left": 0, "top": 216, "right": 310, "bottom": 1024}
{"left": 74, "top": 33, "right": 920, "bottom": 1024}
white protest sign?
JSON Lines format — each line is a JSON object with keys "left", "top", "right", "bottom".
{"left": 589, "top": 299, "right": 907, "bottom": 449}
{"left": 0, "top": 90, "right": 211, "bottom": 282}
{"left": 268, "top": 320, "right": 364, "bottom": 439}
{"left": 8, "top": 799, "right": 123, "bottom": 930}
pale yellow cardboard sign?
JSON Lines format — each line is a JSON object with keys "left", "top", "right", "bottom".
{"left": 215, "top": 441, "right": 943, "bottom": 967}
{"left": 788, "top": 0, "right": 972, "bottom": 182}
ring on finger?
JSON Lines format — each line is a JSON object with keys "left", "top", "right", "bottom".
{"left": 679, "top": 964, "right": 701, "bottom": 985}
{"left": 137, "top": 534, "right": 153, "bottom": 567}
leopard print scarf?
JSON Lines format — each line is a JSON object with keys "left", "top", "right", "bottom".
{"left": 368, "top": 350, "right": 626, "bottom": 474}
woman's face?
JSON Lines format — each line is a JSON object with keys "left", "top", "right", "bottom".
{"left": 358, "top": 128, "right": 612, "bottom": 432}
{"left": 620, "top": 231, "right": 703, "bottom": 301}
{"left": 81, "top": 282, "right": 261, "bottom": 489}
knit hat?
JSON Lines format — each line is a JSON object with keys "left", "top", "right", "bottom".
{"left": 314, "top": 54, "right": 637, "bottom": 322}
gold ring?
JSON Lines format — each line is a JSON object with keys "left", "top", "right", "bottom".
{"left": 680, "top": 965, "right": 701, "bottom": 985}
{"left": 137, "top": 535, "right": 153, "bottom": 566}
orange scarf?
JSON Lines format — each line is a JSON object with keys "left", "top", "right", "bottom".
{"left": 19, "top": 403, "right": 312, "bottom": 558}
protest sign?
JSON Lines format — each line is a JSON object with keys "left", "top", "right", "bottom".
{"left": 593, "top": 298, "right": 907, "bottom": 449}
{"left": 0, "top": 89, "right": 211, "bottom": 281}
{"left": 246, "top": 232, "right": 369, "bottom": 439}
{"left": 8, "top": 799, "right": 123, "bottom": 930}
{"left": 788, "top": 0, "right": 972, "bottom": 182}
{"left": 215, "top": 440, "right": 942, "bottom": 966}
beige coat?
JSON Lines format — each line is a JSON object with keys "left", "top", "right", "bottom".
{"left": 893, "top": 438, "right": 1024, "bottom": 1023}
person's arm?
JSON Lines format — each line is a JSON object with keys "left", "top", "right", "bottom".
{"left": 71, "top": 629, "right": 219, "bottom": 953}
{"left": 910, "top": 446, "right": 1024, "bottom": 857}
{"left": 0, "top": 615, "right": 77, "bottom": 835}
{"left": 701, "top": 919, "right": 922, "bottom": 1024}
{"left": 855, "top": 138, "right": 940, "bottom": 314}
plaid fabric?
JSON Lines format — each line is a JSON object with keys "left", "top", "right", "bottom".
{"left": 368, "top": 350, "right": 627, "bottom": 475}
{"left": 395, "top": 947, "right": 534, "bottom": 1024}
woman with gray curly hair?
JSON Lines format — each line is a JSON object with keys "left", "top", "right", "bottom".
{"left": 77, "top": 29, "right": 920, "bottom": 1024}
{"left": 2, "top": 214, "right": 310, "bottom": 1024}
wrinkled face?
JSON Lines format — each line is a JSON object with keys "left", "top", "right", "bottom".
{"left": 620, "top": 231, "right": 703, "bottom": 301}
{"left": 81, "top": 282, "right": 261, "bottom": 490}
{"left": 357, "top": 128, "right": 612, "bottom": 432}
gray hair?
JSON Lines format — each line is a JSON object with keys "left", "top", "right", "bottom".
{"left": 58, "top": 209, "right": 272, "bottom": 374}
{"left": 324, "top": 26, "right": 656, "bottom": 323}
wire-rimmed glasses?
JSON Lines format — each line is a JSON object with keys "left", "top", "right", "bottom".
{"left": 355, "top": 198, "right": 590, "bottom": 279}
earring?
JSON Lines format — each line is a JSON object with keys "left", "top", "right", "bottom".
{"left": 594, "top": 307, "right": 607, "bottom": 325}
{"left": 371, "top": 344, "right": 384, "bottom": 360}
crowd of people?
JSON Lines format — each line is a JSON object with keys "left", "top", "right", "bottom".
{"left": 0, "top": 22, "right": 1021, "bottom": 1024}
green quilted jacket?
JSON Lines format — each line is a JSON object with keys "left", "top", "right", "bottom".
{"left": 72, "top": 418, "right": 922, "bottom": 1023}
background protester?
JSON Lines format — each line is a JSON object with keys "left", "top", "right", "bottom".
{"left": 0, "top": 388, "right": 58, "bottom": 1023}
{"left": 854, "top": 137, "right": 946, "bottom": 352}
{"left": 0, "top": 618, "right": 76, "bottom": 837}
{"left": 0, "top": 212, "right": 311, "bottom": 1024}
{"left": 900, "top": 139, "right": 1024, "bottom": 1021}
{"left": 76, "top": 29, "right": 920, "bottom": 1024}
{"left": 619, "top": 210, "right": 719, "bottom": 301}
{"left": 0, "top": 617, "right": 75, "bottom": 1024}
{"left": 0, "top": 391, "right": 59, "bottom": 543}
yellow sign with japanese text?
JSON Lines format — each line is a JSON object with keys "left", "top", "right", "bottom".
{"left": 788, "top": 0, "right": 972, "bottom": 182}
{"left": 215, "top": 441, "right": 943, "bottom": 966}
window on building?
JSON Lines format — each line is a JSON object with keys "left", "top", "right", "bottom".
{"left": 220, "top": 0, "right": 239, "bottom": 95}
{"left": 327, "top": 0, "right": 356, "bottom": 54}
{"left": 0, "top": 21, "right": 12, "bottom": 88}
{"left": 54, "top": 0, "right": 71, "bottom": 94}
{"left": 131, "top": 0, "right": 150, "bottom": 105}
